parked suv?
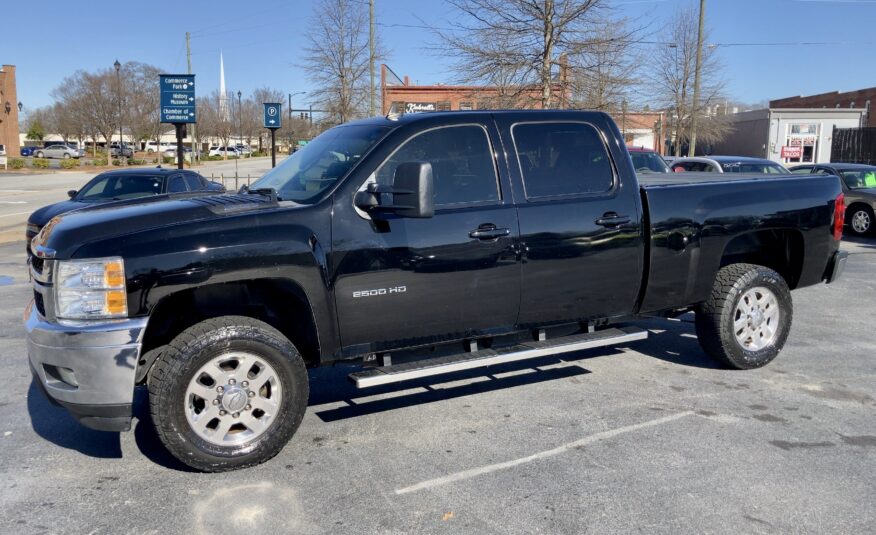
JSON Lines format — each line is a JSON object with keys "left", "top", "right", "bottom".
{"left": 209, "top": 145, "right": 241, "bottom": 157}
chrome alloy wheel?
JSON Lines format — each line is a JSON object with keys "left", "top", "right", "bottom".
{"left": 185, "top": 352, "right": 282, "bottom": 447}
{"left": 733, "top": 286, "right": 780, "bottom": 351}
{"left": 852, "top": 210, "right": 871, "bottom": 234}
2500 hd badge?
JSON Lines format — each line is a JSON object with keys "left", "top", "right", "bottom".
{"left": 353, "top": 286, "right": 407, "bottom": 298}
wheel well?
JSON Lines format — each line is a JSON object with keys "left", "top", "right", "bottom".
{"left": 847, "top": 202, "right": 873, "bottom": 216}
{"left": 139, "top": 279, "right": 321, "bottom": 380}
{"left": 719, "top": 230, "right": 804, "bottom": 289}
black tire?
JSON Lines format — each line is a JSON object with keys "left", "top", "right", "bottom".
{"left": 148, "top": 316, "right": 308, "bottom": 472}
{"left": 847, "top": 205, "right": 874, "bottom": 237}
{"left": 695, "top": 263, "right": 792, "bottom": 370}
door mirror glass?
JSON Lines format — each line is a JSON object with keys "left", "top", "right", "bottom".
{"left": 355, "top": 161, "right": 434, "bottom": 219}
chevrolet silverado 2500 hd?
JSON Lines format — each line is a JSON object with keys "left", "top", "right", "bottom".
{"left": 26, "top": 110, "right": 848, "bottom": 471}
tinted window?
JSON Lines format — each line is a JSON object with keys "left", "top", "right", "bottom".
{"left": 630, "top": 151, "right": 669, "bottom": 173}
{"left": 840, "top": 169, "right": 876, "bottom": 189}
{"left": 376, "top": 125, "right": 499, "bottom": 206}
{"left": 722, "top": 163, "right": 788, "bottom": 174}
{"left": 790, "top": 167, "right": 813, "bottom": 174}
{"left": 79, "top": 174, "right": 163, "bottom": 200}
{"left": 184, "top": 174, "right": 202, "bottom": 190}
{"left": 513, "top": 122, "right": 613, "bottom": 197}
{"left": 168, "top": 175, "right": 187, "bottom": 193}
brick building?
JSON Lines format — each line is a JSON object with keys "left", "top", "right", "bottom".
{"left": 0, "top": 65, "right": 21, "bottom": 157}
{"left": 771, "top": 87, "right": 875, "bottom": 127}
{"left": 380, "top": 64, "right": 571, "bottom": 114}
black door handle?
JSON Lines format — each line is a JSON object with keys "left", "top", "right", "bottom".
{"left": 594, "top": 212, "right": 631, "bottom": 228}
{"left": 469, "top": 224, "right": 511, "bottom": 240}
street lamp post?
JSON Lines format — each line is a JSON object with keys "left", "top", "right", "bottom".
{"left": 114, "top": 60, "right": 124, "bottom": 166}
{"left": 17, "top": 102, "right": 22, "bottom": 113}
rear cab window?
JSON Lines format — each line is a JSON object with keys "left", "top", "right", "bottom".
{"left": 511, "top": 122, "right": 614, "bottom": 198}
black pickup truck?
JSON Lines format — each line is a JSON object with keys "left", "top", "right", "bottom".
{"left": 26, "top": 110, "right": 847, "bottom": 471}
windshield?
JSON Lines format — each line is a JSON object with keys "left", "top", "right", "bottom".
{"left": 630, "top": 151, "right": 669, "bottom": 173}
{"left": 251, "top": 124, "right": 390, "bottom": 202}
{"left": 78, "top": 174, "right": 163, "bottom": 201}
{"left": 840, "top": 169, "right": 876, "bottom": 190}
{"left": 722, "top": 162, "right": 789, "bottom": 174}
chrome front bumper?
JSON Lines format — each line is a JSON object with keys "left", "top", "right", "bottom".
{"left": 25, "top": 300, "right": 147, "bottom": 431}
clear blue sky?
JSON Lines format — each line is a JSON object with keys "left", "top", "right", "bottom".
{"left": 3, "top": 0, "right": 875, "bottom": 113}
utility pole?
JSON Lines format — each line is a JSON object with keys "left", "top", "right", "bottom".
{"left": 369, "top": 0, "right": 376, "bottom": 116}
{"left": 186, "top": 31, "right": 198, "bottom": 165}
{"left": 688, "top": 0, "right": 706, "bottom": 157}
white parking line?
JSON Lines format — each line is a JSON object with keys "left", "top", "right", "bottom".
{"left": 0, "top": 211, "right": 31, "bottom": 218}
{"left": 394, "top": 411, "right": 694, "bottom": 495}
{"left": 0, "top": 201, "right": 27, "bottom": 204}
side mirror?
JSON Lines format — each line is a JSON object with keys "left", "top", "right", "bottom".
{"left": 67, "top": 190, "right": 77, "bottom": 199}
{"left": 355, "top": 161, "right": 434, "bottom": 219}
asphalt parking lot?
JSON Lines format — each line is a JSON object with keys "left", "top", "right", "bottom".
{"left": 0, "top": 237, "right": 874, "bottom": 534}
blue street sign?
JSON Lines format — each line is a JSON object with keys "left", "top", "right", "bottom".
{"left": 263, "top": 103, "right": 282, "bottom": 129}
{"left": 160, "top": 74, "right": 196, "bottom": 123}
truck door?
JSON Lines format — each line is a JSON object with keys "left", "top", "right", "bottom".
{"left": 330, "top": 120, "right": 520, "bottom": 353}
{"left": 494, "top": 114, "right": 644, "bottom": 326}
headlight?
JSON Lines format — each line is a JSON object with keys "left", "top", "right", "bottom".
{"left": 55, "top": 257, "right": 128, "bottom": 319}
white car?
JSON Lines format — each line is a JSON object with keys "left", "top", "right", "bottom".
{"left": 208, "top": 146, "right": 241, "bottom": 157}
{"left": 145, "top": 141, "right": 175, "bottom": 153}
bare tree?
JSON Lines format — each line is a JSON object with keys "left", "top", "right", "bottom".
{"left": 303, "top": 0, "right": 385, "bottom": 123}
{"left": 197, "top": 90, "right": 233, "bottom": 151}
{"left": 570, "top": 23, "right": 640, "bottom": 112}
{"left": 122, "top": 62, "right": 162, "bottom": 149}
{"left": 651, "top": 7, "right": 728, "bottom": 156}
{"left": 437, "top": 0, "right": 636, "bottom": 109}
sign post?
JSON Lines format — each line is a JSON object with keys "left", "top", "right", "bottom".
{"left": 159, "top": 74, "right": 197, "bottom": 169}
{"left": 263, "top": 102, "right": 282, "bottom": 168}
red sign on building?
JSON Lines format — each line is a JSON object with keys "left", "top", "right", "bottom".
{"left": 781, "top": 146, "right": 803, "bottom": 159}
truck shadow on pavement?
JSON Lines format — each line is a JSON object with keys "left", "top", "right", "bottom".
{"left": 27, "top": 380, "right": 123, "bottom": 459}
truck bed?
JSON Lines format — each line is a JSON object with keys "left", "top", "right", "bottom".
{"left": 637, "top": 172, "right": 806, "bottom": 187}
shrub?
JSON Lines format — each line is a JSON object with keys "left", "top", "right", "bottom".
{"left": 9, "top": 158, "right": 26, "bottom": 169}
{"left": 59, "top": 159, "right": 79, "bottom": 169}
{"left": 252, "top": 151, "right": 267, "bottom": 157}
{"left": 129, "top": 158, "right": 146, "bottom": 165}
{"left": 92, "top": 158, "right": 108, "bottom": 166}
{"left": 162, "top": 156, "right": 175, "bottom": 164}
{"left": 112, "top": 159, "right": 121, "bottom": 166}
{"left": 32, "top": 158, "right": 50, "bottom": 169}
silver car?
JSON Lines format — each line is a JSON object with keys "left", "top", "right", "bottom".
{"left": 35, "top": 145, "right": 82, "bottom": 159}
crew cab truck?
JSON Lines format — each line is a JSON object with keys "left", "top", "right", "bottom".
{"left": 26, "top": 110, "right": 848, "bottom": 472}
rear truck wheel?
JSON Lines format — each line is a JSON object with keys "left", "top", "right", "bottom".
{"left": 148, "top": 316, "right": 308, "bottom": 472}
{"left": 63, "top": 153, "right": 71, "bottom": 159}
{"left": 695, "top": 263, "right": 792, "bottom": 370}
{"left": 36, "top": 151, "right": 44, "bottom": 158}
{"left": 848, "top": 206, "right": 873, "bottom": 236}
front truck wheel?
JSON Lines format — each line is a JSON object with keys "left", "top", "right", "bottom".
{"left": 695, "top": 263, "right": 792, "bottom": 370}
{"left": 148, "top": 316, "right": 309, "bottom": 472}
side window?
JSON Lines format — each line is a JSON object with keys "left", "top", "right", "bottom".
{"left": 512, "top": 122, "right": 613, "bottom": 198}
{"left": 184, "top": 174, "right": 202, "bottom": 190}
{"left": 814, "top": 168, "right": 833, "bottom": 175}
{"left": 791, "top": 166, "right": 813, "bottom": 174}
{"left": 375, "top": 125, "right": 499, "bottom": 206}
{"left": 167, "top": 175, "right": 188, "bottom": 193}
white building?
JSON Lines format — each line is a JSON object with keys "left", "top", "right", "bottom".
{"left": 710, "top": 108, "right": 866, "bottom": 165}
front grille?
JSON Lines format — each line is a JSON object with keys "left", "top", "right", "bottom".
{"left": 30, "top": 255, "right": 44, "bottom": 276}
{"left": 34, "top": 290, "right": 46, "bottom": 316}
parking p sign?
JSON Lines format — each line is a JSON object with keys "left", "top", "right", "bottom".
{"left": 264, "top": 103, "right": 282, "bottom": 129}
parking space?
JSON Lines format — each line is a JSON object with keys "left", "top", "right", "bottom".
{"left": 0, "top": 237, "right": 873, "bottom": 534}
